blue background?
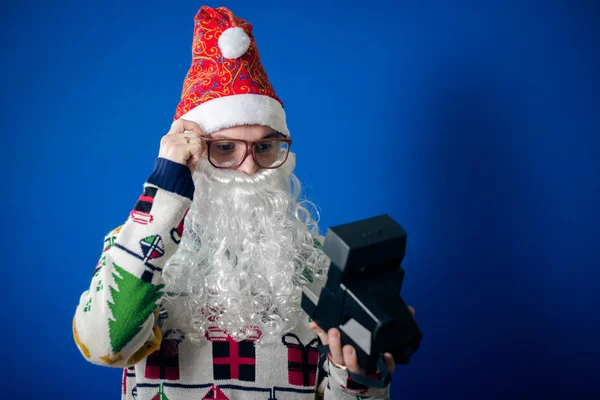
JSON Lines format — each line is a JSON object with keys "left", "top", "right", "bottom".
{"left": 2, "top": 0, "right": 599, "bottom": 398}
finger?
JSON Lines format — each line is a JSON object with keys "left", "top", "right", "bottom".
{"left": 160, "top": 134, "right": 201, "bottom": 149}
{"left": 343, "top": 345, "right": 362, "bottom": 375}
{"left": 383, "top": 352, "right": 396, "bottom": 374}
{"left": 186, "top": 144, "right": 207, "bottom": 171}
{"left": 408, "top": 306, "right": 415, "bottom": 316}
{"left": 180, "top": 135, "right": 203, "bottom": 145}
{"left": 168, "top": 119, "right": 184, "bottom": 135}
{"left": 181, "top": 128, "right": 209, "bottom": 142}
{"left": 309, "top": 322, "right": 329, "bottom": 345}
{"left": 169, "top": 119, "right": 204, "bottom": 136}
{"left": 179, "top": 119, "right": 204, "bottom": 136}
{"left": 328, "top": 328, "right": 344, "bottom": 366}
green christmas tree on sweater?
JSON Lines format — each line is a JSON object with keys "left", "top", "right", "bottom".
{"left": 107, "top": 263, "right": 164, "bottom": 353}
{"left": 152, "top": 383, "right": 169, "bottom": 400}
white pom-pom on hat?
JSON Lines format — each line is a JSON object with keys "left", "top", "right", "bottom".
{"left": 218, "top": 27, "right": 251, "bottom": 59}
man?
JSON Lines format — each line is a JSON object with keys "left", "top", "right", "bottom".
{"left": 73, "top": 6, "right": 412, "bottom": 400}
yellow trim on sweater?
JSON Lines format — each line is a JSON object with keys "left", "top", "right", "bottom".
{"left": 99, "top": 309, "right": 163, "bottom": 367}
{"left": 72, "top": 316, "right": 91, "bottom": 359}
{"left": 99, "top": 352, "right": 124, "bottom": 365}
{"left": 108, "top": 225, "right": 123, "bottom": 237}
{"left": 128, "top": 322, "right": 163, "bottom": 365}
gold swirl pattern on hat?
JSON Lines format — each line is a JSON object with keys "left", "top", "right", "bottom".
{"left": 174, "top": 6, "right": 283, "bottom": 121}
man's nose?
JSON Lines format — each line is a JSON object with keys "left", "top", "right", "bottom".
{"left": 237, "top": 152, "right": 258, "bottom": 175}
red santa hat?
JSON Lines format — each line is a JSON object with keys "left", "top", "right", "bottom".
{"left": 173, "top": 6, "right": 289, "bottom": 136}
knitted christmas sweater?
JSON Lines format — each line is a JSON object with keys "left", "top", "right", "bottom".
{"left": 73, "top": 158, "right": 392, "bottom": 400}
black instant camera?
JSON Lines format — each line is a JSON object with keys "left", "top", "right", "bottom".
{"left": 301, "top": 214, "right": 422, "bottom": 387}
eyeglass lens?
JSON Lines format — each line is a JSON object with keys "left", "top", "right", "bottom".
{"left": 209, "top": 139, "right": 289, "bottom": 168}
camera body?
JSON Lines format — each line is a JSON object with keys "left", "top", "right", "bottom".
{"left": 302, "top": 214, "right": 422, "bottom": 374}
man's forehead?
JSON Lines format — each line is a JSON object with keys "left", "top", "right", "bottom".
{"left": 210, "top": 125, "right": 279, "bottom": 139}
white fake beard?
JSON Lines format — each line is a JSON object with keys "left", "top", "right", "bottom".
{"left": 162, "top": 153, "right": 329, "bottom": 344}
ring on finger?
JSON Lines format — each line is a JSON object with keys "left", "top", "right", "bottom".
{"left": 331, "top": 360, "right": 347, "bottom": 370}
{"left": 328, "top": 355, "right": 347, "bottom": 370}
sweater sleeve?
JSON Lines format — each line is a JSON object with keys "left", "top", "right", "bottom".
{"left": 72, "top": 158, "right": 194, "bottom": 368}
{"left": 320, "top": 357, "right": 391, "bottom": 400}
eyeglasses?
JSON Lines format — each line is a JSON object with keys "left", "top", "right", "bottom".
{"left": 201, "top": 133, "right": 292, "bottom": 170}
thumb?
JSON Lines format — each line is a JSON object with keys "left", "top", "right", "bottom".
{"left": 383, "top": 352, "right": 396, "bottom": 374}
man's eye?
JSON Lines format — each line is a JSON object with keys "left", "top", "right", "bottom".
{"left": 215, "top": 143, "right": 235, "bottom": 152}
{"left": 256, "top": 143, "right": 273, "bottom": 152}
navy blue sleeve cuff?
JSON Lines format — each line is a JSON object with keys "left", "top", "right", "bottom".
{"left": 147, "top": 158, "right": 195, "bottom": 200}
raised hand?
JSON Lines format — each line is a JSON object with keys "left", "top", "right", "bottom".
{"left": 158, "top": 118, "right": 207, "bottom": 172}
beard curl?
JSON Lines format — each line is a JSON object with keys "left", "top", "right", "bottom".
{"left": 162, "top": 153, "right": 329, "bottom": 344}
